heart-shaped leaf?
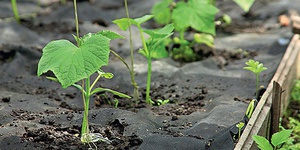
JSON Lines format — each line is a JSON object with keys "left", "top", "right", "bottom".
{"left": 172, "top": 0, "right": 218, "bottom": 35}
{"left": 37, "top": 34, "right": 110, "bottom": 88}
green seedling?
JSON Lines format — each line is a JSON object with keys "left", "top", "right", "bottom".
{"left": 233, "top": 0, "right": 256, "bottom": 13}
{"left": 37, "top": 0, "right": 130, "bottom": 146}
{"left": 11, "top": 0, "right": 20, "bottom": 23}
{"left": 151, "top": 0, "right": 218, "bottom": 62}
{"left": 113, "top": 99, "right": 119, "bottom": 108}
{"left": 236, "top": 122, "right": 245, "bottom": 140}
{"left": 113, "top": 15, "right": 174, "bottom": 105}
{"left": 252, "top": 129, "right": 293, "bottom": 150}
{"left": 157, "top": 99, "right": 170, "bottom": 106}
{"left": 245, "top": 99, "right": 257, "bottom": 119}
{"left": 243, "top": 59, "right": 267, "bottom": 99}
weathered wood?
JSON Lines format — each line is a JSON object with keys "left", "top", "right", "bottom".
{"left": 271, "top": 81, "right": 281, "bottom": 136}
{"left": 234, "top": 34, "right": 300, "bottom": 150}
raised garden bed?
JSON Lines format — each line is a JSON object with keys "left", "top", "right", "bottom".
{"left": 235, "top": 30, "right": 300, "bottom": 149}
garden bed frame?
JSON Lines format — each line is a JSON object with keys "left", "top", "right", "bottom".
{"left": 234, "top": 33, "right": 300, "bottom": 149}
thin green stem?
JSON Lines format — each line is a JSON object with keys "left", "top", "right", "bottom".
{"left": 256, "top": 73, "right": 259, "bottom": 99}
{"left": 137, "top": 25, "right": 152, "bottom": 105}
{"left": 73, "top": 0, "right": 80, "bottom": 46}
{"left": 146, "top": 56, "right": 152, "bottom": 104}
{"left": 180, "top": 30, "right": 185, "bottom": 41}
{"left": 81, "top": 78, "right": 91, "bottom": 138}
{"left": 124, "top": 0, "right": 140, "bottom": 102}
{"left": 90, "top": 74, "right": 101, "bottom": 91}
{"left": 11, "top": 0, "right": 20, "bottom": 23}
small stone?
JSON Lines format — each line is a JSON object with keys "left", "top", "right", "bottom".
{"left": 2, "top": 97, "right": 10, "bottom": 102}
{"left": 171, "top": 116, "right": 178, "bottom": 121}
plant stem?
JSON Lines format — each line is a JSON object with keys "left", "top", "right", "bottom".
{"left": 180, "top": 30, "right": 185, "bottom": 41}
{"left": 256, "top": 73, "right": 259, "bottom": 99}
{"left": 124, "top": 0, "right": 140, "bottom": 102}
{"left": 81, "top": 78, "right": 91, "bottom": 138}
{"left": 11, "top": 0, "right": 20, "bottom": 23}
{"left": 137, "top": 25, "right": 152, "bottom": 105}
{"left": 73, "top": 0, "right": 80, "bottom": 46}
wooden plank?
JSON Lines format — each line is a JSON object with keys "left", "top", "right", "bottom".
{"left": 234, "top": 34, "right": 300, "bottom": 150}
{"left": 271, "top": 81, "right": 282, "bottom": 135}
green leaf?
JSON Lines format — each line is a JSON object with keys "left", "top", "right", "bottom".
{"left": 233, "top": 0, "right": 255, "bottom": 12}
{"left": 37, "top": 34, "right": 110, "bottom": 88}
{"left": 243, "top": 59, "right": 267, "bottom": 74}
{"left": 143, "top": 24, "right": 174, "bottom": 38}
{"left": 148, "top": 43, "right": 169, "bottom": 59}
{"left": 97, "top": 30, "right": 124, "bottom": 40}
{"left": 113, "top": 18, "right": 134, "bottom": 31}
{"left": 151, "top": 0, "right": 173, "bottom": 24}
{"left": 91, "top": 87, "right": 131, "bottom": 98}
{"left": 134, "top": 15, "right": 154, "bottom": 25}
{"left": 252, "top": 135, "right": 273, "bottom": 150}
{"left": 97, "top": 70, "right": 114, "bottom": 79}
{"left": 271, "top": 130, "right": 293, "bottom": 147}
{"left": 236, "top": 122, "right": 245, "bottom": 129}
{"left": 113, "top": 15, "right": 154, "bottom": 31}
{"left": 194, "top": 33, "right": 214, "bottom": 47}
{"left": 143, "top": 24, "right": 174, "bottom": 59}
{"left": 172, "top": 0, "right": 218, "bottom": 35}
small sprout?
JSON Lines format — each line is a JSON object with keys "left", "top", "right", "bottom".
{"left": 236, "top": 122, "right": 245, "bottom": 140}
{"left": 157, "top": 99, "right": 170, "bottom": 106}
{"left": 243, "top": 59, "right": 267, "bottom": 99}
{"left": 113, "top": 99, "right": 119, "bottom": 108}
{"left": 245, "top": 99, "right": 257, "bottom": 119}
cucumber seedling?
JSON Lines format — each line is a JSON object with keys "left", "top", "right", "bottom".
{"left": 243, "top": 59, "right": 267, "bottom": 99}
{"left": 151, "top": 0, "right": 218, "bottom": 62}
{"left": 37, "top": 0, "right": 130, "bottom": 146}
{"left": 113, "top": 15, "right": 174, "bottom": 105}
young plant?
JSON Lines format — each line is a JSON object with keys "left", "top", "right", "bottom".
{"left": 11, "top": 0, "right": 20, "bottom": 23}
{"left": 243, "top": 59, "right": 267, "bottom": 99}
{"left": 37, "top": 0, "right": 130, "bottom": 145}
{"left": 236, "top": 122, "right": 245, "bottom": 140}
{"left": 151, "top": 0, "right": 218, "bottom": 62}
{"left": 113, "top": 15, "right": 174, "bottom": 105}
{"left": 157, "top": 99, "right": 170, "bottom": 106}
{"left": 252, "top": 129, "right": 293, "bottom": 150}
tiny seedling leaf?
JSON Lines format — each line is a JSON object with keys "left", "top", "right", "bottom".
{"left": 233, "top": 0, "right": 255, "bottom": 13}
{"left": 37, "top": 34, "right": 110, "bottom": 88}
{"left": 172, "top": 0, "right": 218, "bottom": 35}
{"left": 252, "top": 135, "right": 273, "bottom": 150}
{"left": 271, "top": 129, "right": 293, "bottom": 147}
{"left": 151, "top": 0, "right": 173, "bottom": 24}
{"left": 194, "top": 33, "right": 214, "bottom": 47}
{"left": 243, "top": 59, "right": 267, "bottom": 74}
